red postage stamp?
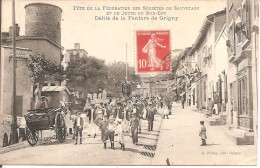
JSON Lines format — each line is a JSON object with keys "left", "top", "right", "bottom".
{"left": 136, "top": 30, "right": 171, "bottom": 73}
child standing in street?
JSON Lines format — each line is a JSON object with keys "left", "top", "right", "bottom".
{"left": 107, "top": 116, "right": 117, "bottom": 149}
{"left": 199, "top": 121, "right": 207, "bottom": 146}
{"left": 73, "top": 111, "right": 84, "bottom": 145}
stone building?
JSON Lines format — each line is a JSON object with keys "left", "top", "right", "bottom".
{"left": 0, "top": 3, "right": 63, "bottom": 146}
{"left": 62, "top": 43, "right": 88, "bottom": 70}
{"left": 0, "top": 46, "right": 31, "bottom": 146}
{"left": 2, "top": 3, "right": 63, "bottom": 63}
{"left": 225, "top": 0, "right": 258, "bottom": 145}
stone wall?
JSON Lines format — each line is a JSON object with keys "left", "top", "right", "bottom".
{"left": 25, "top": 3, "right": 62, "bottom": 45}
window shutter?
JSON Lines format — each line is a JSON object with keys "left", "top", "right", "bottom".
{"left": 246, "top": 0, "right": 250, "bottom": 39}
{"left": 233, "top": 82, "right": 237, "bottom": 111}
{"left": 232, "top": 22, "right": 236, "bottom": 54}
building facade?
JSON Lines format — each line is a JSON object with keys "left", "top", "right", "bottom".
{"left": 62, "top": 43, "right": 88, "bottom": 70}
{"left": 188, "top": 9, "right": 226, "bottom": 112}
{"left": 225, "top": 0, "right": 258, "bottom": 145}
{"left": 180, "top": 1, "right": 258, "bottom": 145}
{"left": 0, "top": 3, "right": 63, "bottom": 146}
{"left": 0, "top": 46, "right": 31, "bottom": 146}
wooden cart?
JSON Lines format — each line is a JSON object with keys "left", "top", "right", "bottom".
{"left": 24, "top": 107, "right": 66, "bottom": 146}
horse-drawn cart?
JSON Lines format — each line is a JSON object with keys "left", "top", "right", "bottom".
{"left": 24, "top": 107, "right": 66, "bottom": 146}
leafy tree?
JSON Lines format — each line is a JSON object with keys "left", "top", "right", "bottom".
{"left": 26, "top": 54, "right": 63, "bottom": 108}
{"left": 26, "top": 54, "right": 63, "bottom": 84}
{"left": 65, "top": 57, "right": 140, "bottom": 99}
{"left": 65, "top": 56, "right": 108, "bottom": 94}
{"left": 107, "top": 61, "right": 140, "bottom": 97}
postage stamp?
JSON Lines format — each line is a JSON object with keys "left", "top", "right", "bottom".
{"left": 136, "top": 30, "right": 171, "bottom": 73}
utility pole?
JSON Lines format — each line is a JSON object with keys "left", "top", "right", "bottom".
{"left": 0, "top": 0, "right": 2, "bottom": 107}
{"left": 11, "top": 0, "right": 18, "bottom": 144}
{"left": 125, "top": 43, "right": 128, "bottom": 81}
{"left": 149, "top": 75, "right": 151, "bottom": 97}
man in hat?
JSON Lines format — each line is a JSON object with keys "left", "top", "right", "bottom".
{"left": 136, "top": 101, "right": 144, "bottom": 133}
{"left": 111, "top": 103, "right": 117, "bottom": 119}
{"left": 116, "top": 102, "right": 124, "bottom": 120}
{"left": 99, "top": 114, "right": 109, "bottom": 149}
{"left": 107, "top": 116, "right": 117, "bottom": 149}
{"left": 87, "top": 102, "right": 95, "bottom": 124}
{"left": 130, "top": 112, "right": 139, "bottom": 145}
{"left": 73, "top": 111, "right": 84, "bottom": 145}
{"left": 116, "top": 118, "right": 125, "bottom": 151}
{"left": 36, "top": 96, "right": 49, "bottom": 109}
{"left": 181, "top": 91, "right": 186, "bottom": 109}
{"left": 147, "top": 103, "right": 155, "bottom": 131}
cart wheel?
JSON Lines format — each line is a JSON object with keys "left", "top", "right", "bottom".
{"left": 55, "top": 112, "right": 66, "bottom": 143}
{"left": 26, "top": 126, "right": 38, "bottom": 146}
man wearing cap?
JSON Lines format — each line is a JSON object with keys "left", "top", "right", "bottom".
{"left": 87, "top": 102, "right": 95, "bottom": 124}
{"left": 107, "top": 116, "right": 117, "bottom": 149}
{"left": 99, "top": 114, "right": 109, "bottom": 149}
{"left": 130, "top": 112, "right": 139, "bottom": 145}
{"left": 117, "top": 103, "right": 124, "bottom": 120}
{"left": 111, "top": 104, "right": 117, "bottom": 119}
{"left": 36, "top": 96, "right": 49, "bottom": 109}
{"left": 137, "top": 102, "right": 144, "bottom": 133}
{"left": 147, "top": 103, "right": 155, "bottom": 131}
{"left": 105, "top": 103, "right": 111, "bottom": 119}
{"left": 73, "top": 111, "right": 84, "bottom": 145}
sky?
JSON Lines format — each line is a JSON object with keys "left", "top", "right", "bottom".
{"left": 1, "top": 0, "right": 226, "bottom": 67}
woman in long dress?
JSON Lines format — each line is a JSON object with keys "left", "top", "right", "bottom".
{"left": 88, "top": 105, "right": 100, "bottom": 138}
{"left": 142, "top": 33, "right": 166, "bottom": 70}
{"left": 163, "top": 103, "right": 169, "bottom": 119}
{"left": 122, "top": 107, "right": 129, "bottom": 132}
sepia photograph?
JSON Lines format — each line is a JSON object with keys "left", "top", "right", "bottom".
{"left": 0, "top": 0, "right": 258, "bottom": 166}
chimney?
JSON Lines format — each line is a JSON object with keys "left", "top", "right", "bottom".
{"left": 74, "top": 43, "right": 80, "bottom": 49}
{"left": 9, "top": 24, "right": 20, "bottom": 37}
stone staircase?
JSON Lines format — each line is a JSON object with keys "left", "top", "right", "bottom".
{"left": 225, "top": 127, "right": 254, "bottom": 145}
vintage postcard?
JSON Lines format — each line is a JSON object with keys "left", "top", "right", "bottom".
{"left": 0, "top": 0, "right": 258, "bottom": 166}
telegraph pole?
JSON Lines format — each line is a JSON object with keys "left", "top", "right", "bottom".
{"left": 0, "top": 0, "right": 2, "bottom": 104}
{"left": 11, "top": 0, "right": 18, "bottom": 144}
{"left": 125, "top": 43, "right": 128, "bottom": 81}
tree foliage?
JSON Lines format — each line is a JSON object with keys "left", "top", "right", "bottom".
{"left": 26, "top": 54, "right": 140, "bottom": 99}
{"left": 26, "top": 54, "right": 63, "bottom": 84}
{"left": 65, "top": 56, "right": 108, "bottom": 94}
{"left": 107, "top": 61, "right": 140, "bottom": 97}
{"left": 65, "top": 57, "right": 140, "bottom": 97}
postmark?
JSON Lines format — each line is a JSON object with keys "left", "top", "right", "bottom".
{"left": 136, "top": 30, "right": 171, "bottom": 74}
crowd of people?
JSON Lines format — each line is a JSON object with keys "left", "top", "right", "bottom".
{"left": 72, "top": 96, "right": 172, "bottom": 150}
